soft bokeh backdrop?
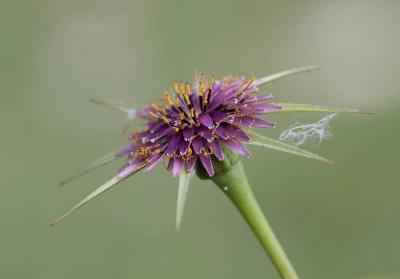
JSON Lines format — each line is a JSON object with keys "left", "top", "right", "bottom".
{"left": 1, "top": 0, "right": 399, "bottom": 278}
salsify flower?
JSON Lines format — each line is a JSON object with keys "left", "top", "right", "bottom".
{"left": 53, "top": 66, "right": 370, "bottom": 279}
{"left": 119, "top": 74, "right": 282, "bottom": 178}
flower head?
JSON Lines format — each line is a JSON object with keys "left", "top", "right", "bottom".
{"left": 53, "top": 66, "right": 370, "bottom": 226}
{"left": 117, "top": 74, "right": 281, "bottom": 179}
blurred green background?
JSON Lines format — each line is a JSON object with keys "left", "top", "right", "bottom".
{"left": 1, "top": 0, "right": 399, "bottom": 278}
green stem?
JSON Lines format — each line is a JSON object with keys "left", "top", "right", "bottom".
{"left": 211, "top": 160, "right": 299, "bottom": 279}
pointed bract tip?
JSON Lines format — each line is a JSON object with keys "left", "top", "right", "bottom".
{"left": 59, "top": 176, "right": 78, "bottom": 186}
{"left": 357, "top": 110, "right": 374, "bottom": 115}
{"left": 51, "top": 176, "right": 124, "bottom": 226}
{"left": 89, "top": 98, "right": 104, "bottom": 106}
{"left": 257, "top": 65, "right": 322, "bottom": 86}
{"left": 323, "top": 158, "right": 334, "bottom": 165}
{"left": 50, "top": 218, "right": 61, "bottom": 227}
{"left": 59, "top": 180, "right": 68, "bottom": 187}
{"left": 308, "top": 65, "right": 322, "bottom": 71}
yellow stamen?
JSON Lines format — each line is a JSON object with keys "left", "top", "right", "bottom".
{"left": 173, "top": 82, "right": 179, "bottom": 94}
{"left": 203, "top": 75, "right": 214, "bottom": 106}
{"left": 186, "top": 82, "right": 191, "bottom": 95}
{"left": 208, "top": 75, "right": 215, "bottom": 90}
{"left": 135, "top": 144, "right": 162, "bottom": 159}
{"left": 183, "top": 147, "right": 193, "bottom": 161}
{"left": 175, "top": 96, "right": 180, "bottom": 107}
{"left": 190, "top": 107, "right": 195, "bottom": 117}
{"left": 164, "top": 91, "right": 173, "bottom": 107}
{"left": 161, "top": 107, "right": 168, "bottom": 115}
{"left": 179, "top": 112, "right": 184, "bottom": 121}
{"left": 204, "top": 90, "right": 210, "bottom": 105}
{"left": 148, "top": 111, "right": 159, "bottom": 119}
{"left": 180, "top": 81, "right": 185, "bottom": 94}
{"left": 173, "top": 127, "right": 179, "bottom": 132}
{"left": 183, "top": 92, "right": 191, "bottom": 106}
{"left": 162, "top": 116, "right": 170, "bottom": 124}
{"left": 237, "top": 75, "right": 256, "bottom": 97}
{"left": 198, "top": 74, "right": 205, "bottom": 96}
{"left": 151, "top": 102, "right": 160, "bottom": 111}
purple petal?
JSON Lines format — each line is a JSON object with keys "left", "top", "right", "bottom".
{"left": 147, "top": 120, "right": 165, "bottom": 133}
{"left": 144, "top": 153, "right": 165, "bottom": 172}
{"left": 118, "top": 157, "right": 140, "bottom": 174}
{"left": 192, "top": 137, "right": 203, "bottom": 154}
{"left": 198, "top": 113, "right": 215, "bottom": 129}
{"left": 210, "top": 141, "right": 224, "bottom": 161}
{"left": 209, "top": 81, "right": 222, "bottom": 98}
{"left": 199, "top": 153, "right": 215, "bottom": 176}
{"left": 197, "top": 125, "right": 213, "bottom": 142}
{"left": 117, "top": 160, "right": 145, "bottom": 179}
{"left": 171, "top": 156, "right": 185, "bottom": 177}
{"left": 215, "top": 125, "right": 229, "bottom": 139}
{"left": 115, "top": 145, "right": 134, "bottom": 157}
{"left": 183, "top": 126, "right": 194, "bottom": 141}
{"left": 222, "top": 139, "right": 252, "bottom": 157}
{"left": 166, "top": 134, "right": 181, "bottom": 155}
{"left": 241, "top": 84, "right": 258, "bottom": 98}
{"left": 208, "top": 81, "right": 241, "bottom": 110}
{"left": 149, "top": 126, "right": 174, "bottom": 142}
{"left": 191, "top": 90, "right": 202, "bottom": 114}
{"left": 179, "top": 138, "right": 190, "bottom": 155}
{"left": 225, "top": 124, "right": 252, "bottom": 141}
{"left": 187, "top": 153, "right": 197, "bottom": 171}
{"left": 221, "top": 79, "right": 245, "bottom": 100}
{"left": 206, "top": 92, "right": 225, "bottom": 111}
{"left": 209, "top": 111, "right": 229, "bottom": 123}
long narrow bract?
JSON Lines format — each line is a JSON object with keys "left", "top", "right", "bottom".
{"left": 60, "top": 151, "right": 121, "bottom": 186}
{"left": 52, "top": 176, "right": 121, "bottom": 225}
{"left": 90, "top": 98, "right": 141, "bottom": 133}
{"left": 256, "top": 65, "right": 320, "bottom": 86}
{"left": 52, "top": 163, "right": 147, "bottom": 225}
{"left": 245, "top": 129, "right": 333, "bottom": 164}
{"left": 270, "top": 102, "right": 372, "bottom": 114}
{"left": 90, "top": 98, "right": 138, "bottom": 115}
{"left": 176, "top": 168, "right": 195, "bottom": 231}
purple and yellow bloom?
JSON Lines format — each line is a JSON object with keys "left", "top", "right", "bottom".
{"left": 53, "top": 66, "right": 369, "bottom": 227}
{"left": 118, "top": 74, "right": 280, "bottom": 179}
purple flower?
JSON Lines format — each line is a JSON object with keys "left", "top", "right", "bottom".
{"left": 118, "top": 75, "right": 281, "bottom": 178}
{"left": 53, "top": 66, "right": 369, "bottom": 226}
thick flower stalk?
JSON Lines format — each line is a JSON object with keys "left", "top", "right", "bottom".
{"left": 53, "top": 66, "right": 370, "bottom": 279}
